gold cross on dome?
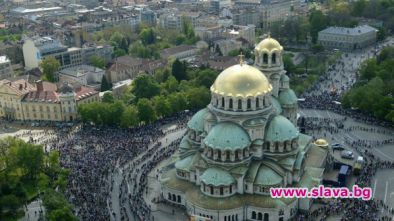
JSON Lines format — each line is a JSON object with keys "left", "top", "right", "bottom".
{"left": 238, "top": 52, "right": 245, "bottom": 65}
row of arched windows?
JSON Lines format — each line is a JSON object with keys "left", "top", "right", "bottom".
{"left": 224, "top": 214, "right": 239, "bottom": 221}
{"left": 167, "top": 193, "right": 181, "bottom": 204}
{"left": 264, "top": 139, "right": 298, "bottom": 153}
{"left": 251, "top": 211, "right": 269, "bottom": 221}
{"left": 212, "top": 96, "right": 269, "bottom": 111}
{"left": 202, "top": 183, "right": 234, "bottom": 196}
{"left": 204, "top": 147, "right": 250, "bottom": 162}
{"left": 256, "top": 52, "right": 280, "bottom": 66}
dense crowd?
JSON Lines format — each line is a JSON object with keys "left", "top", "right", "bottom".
{"left": 13, "top": 111, "right": 191, "bottom": 221}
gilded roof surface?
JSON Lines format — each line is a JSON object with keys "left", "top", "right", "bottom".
{"left": 314, "top": 139, "right": 329, "bottom": 147}
{"left": 210, "top": 64, "right": 272, "bottom": 97}
{"left": 204, "top": 122, "right": 251, "bottom": 150}
{"left": 255, "top": 37, "right": 283, "bottom": 52}
{"left": 200, "top": 168, "right": 235, "bottom": 186}
{"left": 265, "top": 115, "right": 299, "bottom": 142}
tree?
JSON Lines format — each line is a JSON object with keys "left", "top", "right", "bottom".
{"left": 40, "top": 57, "right": 60, "bottom": 82}
{"left": 100, "top": 75, "right": 112, "bottom": 92}
{"left": 195, "top": 69, "right": 218, "bottom": 88}
{"left": 102, "top": 92, "right": 114, "bottom": 103}
{"left": 131, "top": 74, "right": 161, "bottom": 99}
{"left": 309, "top": 9, "right": 329, "bottom": 43}
{"left": 172, "top": 59, "right": 187, "bottom": 81}
{"left": 137, "top": 98, "right": 157, "bottom": 123}
{"left": 89, "top": 55, "right": 106, "bottom": 69}
{"left": 120, "top": 106, "right": 139, "bottom": 128}
{"left": 153, "top": 96, "right": 172, "bottom": 117}
{"left": 139, "top": 28, "right": 156, "bottom": 45}
{"left": 186, "top": 87, "right": 210, "bottom": 110}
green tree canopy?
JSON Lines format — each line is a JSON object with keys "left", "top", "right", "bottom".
{"left": 137, "top": 98, "right": 157, "bottom": 123}
{"left": 39, "top": 57, "right": 60, "bottom": 82}
{"left": 131, "top": 74, "right": 161, "bottom": 99}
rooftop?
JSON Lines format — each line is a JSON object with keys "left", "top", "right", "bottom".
{"left": 320, "top": 25, "right": 377, "bottom": 36}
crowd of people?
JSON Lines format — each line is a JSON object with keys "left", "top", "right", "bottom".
{"left": 11, "top": 111, "right": 192, "bottom": 221}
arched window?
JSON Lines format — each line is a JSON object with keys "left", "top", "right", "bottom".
{"left": 272, "top": 53, "right": 276, "bottom": 64}
{"left": 264, "top": 213, "right": 269, "bottom": 221}
{"left": 216, "top": 98, "right": 219, "bottom": 106}
{"left": 235, "top": 150, "right": 239, "bottom": 160}
{"left": 229, "top": 98, "right": 233, "bottom": 109}
{"left": 238, "top": 99, "right": 242, "bottom": 110}
{"left": 172, "top": 194, "right": 176, "bottom": 201}
{"left": 210, "top": 186, "right": 214, "bottom": 195}
{"left": 247, "top": 99, "right": 251, "bottom": 109}
{"left": 168, "top": 193, "right": 171, "bottom": 200}
{"left": 177, "top": 195, "right": 181, "bottom": 203}
{"left": 222, "top": 97, "right": 225, "bottom": 108}
{"left": 236, "top": 214, "right": 238, "bottom": 221}
{"left": 218, "top": 150, "right": 222, "bottom": 160}
{"left": 226, "top": 151, "right": 230, "bottom": 161}
{"left": 263, "top": 97, "right": 266, "bottom": 106}
{"left": 258, "top": 212, "right": 263, "bottom": 220}
{"left": 263, "top": 53, "right": 268, "bottom": 64}
{"left": 252, "top": 211, "right": 256, "bottom": 219}
{"left": 256, "top": 98, "right": 260, "bottom": 108}
{"left": 230, "top": 185, "right": 233, "bottom": 194}
{"left": 220, "top": 187, "right": 224, "bottom": 195}
{"left": 225, "top": 216, "right": 227, "bottom": 221}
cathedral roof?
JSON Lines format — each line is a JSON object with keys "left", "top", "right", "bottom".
{"left": 254, "top": 165, "right": 283, "bottom": 186}
{"left": 265, "top": 115, "right": 299, "bottom": 142}
{"left": 200, "top": 168, "right": 235, "bottom": 186}
{"left": 204, "top": 122, "right": 251, "bottom": 150}
{"left": 210, "top": 64, "right": 272, "bottom": 97}
{"left": 255, "top": 37, "right": 283, "bottom": 52}
{"left": 187, "top": 108, "right": 209, "bottom": 132}
{"left": 279, "top": 89, "right": 297, "bottom": 105}
{"left": 271, "top": 96, "right": 282, "bottom": 114}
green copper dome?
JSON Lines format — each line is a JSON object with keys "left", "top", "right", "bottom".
{"left": 254, "top": 165, "right": 283, "bottom": 186}
{"left": 279, "top": 89, "right": 297, "bottom": 105}
{"left": 187, "top": 108, "right": 209, "bottom": 132}
{"left": 265, "top": 115, "right": 299, "bottom": 142}
{"left": 280, "top": 74, "right": 289, "bottom": 82}
{"left": 204, "top": 122, "right": 251, "bottom": 150}
{"left": 200, "top": 168, "right": 235, "bottom": 186}
{"left": 271, "top": 96, "right": 282, "bottom": 114}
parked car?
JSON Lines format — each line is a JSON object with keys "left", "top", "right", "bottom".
{"left": 332, "top": 143, "right": 345, "bottom": 151}
{"left": 341, "top": 150, "right": 354, "bottom": 159}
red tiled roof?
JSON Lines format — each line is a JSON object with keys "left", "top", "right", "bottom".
{"left": 75, "top": 86, "right": 98, "bottom": 101}
{"left": 0, "top": 79, "right": 36, "bottom": 96}
{"left": 23, "top": 90, "right": 60, "bottom": 103}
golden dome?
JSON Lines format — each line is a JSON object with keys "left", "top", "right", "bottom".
{"left": 255, "top": 37, "right": 283, "bottom": 52}
{"left": 314, "top": 139, "right": 329, "bottom": 148}
{"left": 211, "top": 64, "right": 272, "bottom": 97}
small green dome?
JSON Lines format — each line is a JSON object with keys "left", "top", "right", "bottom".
{"left": 265, "top": 115, "right": 299, "bottom": 142}
{"left": 204, "top": 122, "right": 251, "bottom": 150}
{"left": 175, "top": 155, "right": 194, "bottom": 172}
{"left": 279, "top": 89, "right": 297, "bottom": 105}
{"left": 187, "top": 108, "right": 209, "bottom": 132}
{"left": 271, "top": 96, "right": 282, "bottom": 114}
{"left": 254, "top": 165, "right": 283, "bottom": 186}
{"left": 280, "top": 74, "right": 289, "bottom": 82}
{"left": 200, "top": 168, "right": 235, "bottom": 186}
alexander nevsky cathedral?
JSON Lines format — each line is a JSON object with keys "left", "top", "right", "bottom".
{"left": 160, "top": 37, "right": 329, "bottom": 221}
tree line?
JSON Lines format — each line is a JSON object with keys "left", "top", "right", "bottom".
{"left": 342, "top": 46, "right": 394, "bottom": 122}
{"left": 78, "top": 60, "right": 218, "bottom": 127}
{"left": 0, "top": 137, "right": 77, "bottom": 221}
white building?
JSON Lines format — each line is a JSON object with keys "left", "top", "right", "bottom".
{"left": 58, "top": 65, "right": 105, "bottom": 91}
{"left": 0, "top": 56, "right": 13, "bottom": 80}
{"left": 318, "top": 25, "right": 377, "bottom": 51}
{"left": 22, "top": 36, "right": 113, "bottom": 70}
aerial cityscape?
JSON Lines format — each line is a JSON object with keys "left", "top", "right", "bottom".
{"left": 0, "top": 0, "right": 393, "bottom": 220}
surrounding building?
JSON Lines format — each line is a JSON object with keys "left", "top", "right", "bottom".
{"left": 0, "top": 56, "right": 13, "bottom": 80}
{"left": 160, "top": 37, "right": 328, "bottom": 221}
{"left": 160, "top": 45, "right": 198, "bottom": 60}
{"left": 0, "top": 80, "right": 99, "bottom": 121}
{"left": 58, "top": 65, "right": 105, "bottom": 90}
{"left": 106, "top": 56, "right": 167, "bottom": 83}
{"left": 318, "top": 25, "right": 377, "bottom": 51}
{"left": 22, "top": 36, "right": 113, "bottom": 70}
